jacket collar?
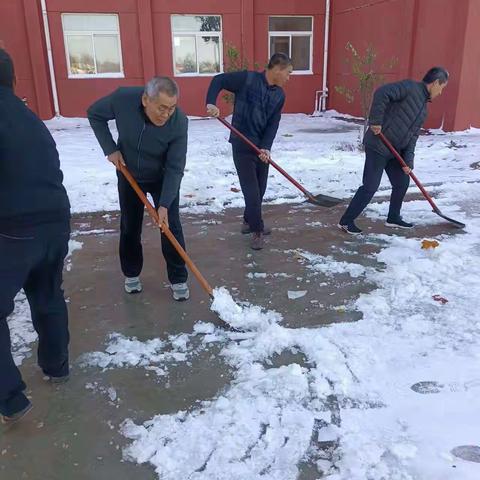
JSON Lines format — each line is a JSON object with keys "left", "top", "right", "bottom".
{"left": 262, "top": 71, "right": 278, "bottom": 90}
{"left": 421, "top": 82, "right": 432, "bottom": 102}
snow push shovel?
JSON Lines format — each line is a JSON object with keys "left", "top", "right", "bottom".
{"left": 118, "top": 163, "right": 214, "bottom": 298}
{"left": 118, "top": 164, "right": 255, "bottom": 333}
{"left": 379, "top": 132, "right": 465, "bottom": 229}
{"left": 217, "top": 117, "right": 342, "bottom": 208}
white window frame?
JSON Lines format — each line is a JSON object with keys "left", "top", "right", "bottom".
{"left": 61, "top": 13, "right": 125, "bottom": 79}
{"left": 268, "top": 15, "right": 314, "bottom": 75}
{"left": 171, "top": 14, "right": 223, "bottom": 77}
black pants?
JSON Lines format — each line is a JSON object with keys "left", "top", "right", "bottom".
{"left": 0, "top": 230, "right": 70, "bottom": 416}
{"left": 232, "top": 148, "right": 270, "bottom": 233}
{"left": 117, "top": 172, "right": 187, "bottom": 284}
{"left": 340, "top": 147, "right": 410, "bottom": 224}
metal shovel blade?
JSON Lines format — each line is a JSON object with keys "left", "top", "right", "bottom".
{"left": 305, "top": 193, "right": 343, "bottom": 208}
{"left": 433, "top": 208, "right": 466, "bottom": 229}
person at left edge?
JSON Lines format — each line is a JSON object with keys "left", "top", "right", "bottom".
{"left": 0, "top": 48, "right": 71, "bottom": 424}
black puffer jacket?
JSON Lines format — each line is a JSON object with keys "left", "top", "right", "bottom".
{"left": 364, "top": 80, "right": 430, "bottom": 167}
{"left": 0, "top": 86, "right": 70, "bottom": 236}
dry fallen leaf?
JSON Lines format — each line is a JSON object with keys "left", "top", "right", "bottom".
{"left": 230, "top": 187, "right": 241, "bottom": 193}
{"left": 421, "top": 239, "right": 440, "bottom": 250}
{"left": 432, "top": 294, "right": 448, "bottom": 304}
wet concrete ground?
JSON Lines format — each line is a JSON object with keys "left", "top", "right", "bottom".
{"left": 0, "top": 196, "right": 460, "bottom": 479}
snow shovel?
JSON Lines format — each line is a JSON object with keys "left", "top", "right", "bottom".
{"left": 379, "top": 132, "right": 465, "bottom": 229}
{"left": 217, "top": 117, "right": 342, "bottom": 208}
{"left": 117, "top": 163, "right": 214, "bottom": 298}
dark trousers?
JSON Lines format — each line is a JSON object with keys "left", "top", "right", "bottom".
{"left": 340, "top": 147, "right": 410, "bottom": 224}
{"left": 0, "top": 230, "right": 70, "bottom": 416}
{"left": 232, "top": 148, "right": 270, "bottom": 233}
{"left": 117, "top": 172, "right": 188, "bottom": 284}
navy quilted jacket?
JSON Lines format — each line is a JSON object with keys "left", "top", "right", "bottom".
{"left": 364, "top": 80, "right": 430, "bottom": 167}
{"left": 206, "top": 70, "right": 285, "bottom": 151}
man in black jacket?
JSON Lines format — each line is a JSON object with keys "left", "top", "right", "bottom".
{"left": 339, "top": 67, "right": 449, "bottom": 234}
{"left": 0, "top": 49, "right": 71, "bottom": 423}
{"left": 88, "top": 77, "right": 189, "bottom": 300}
{"left": 206, "top": 53, "right": 292, "bottom": 250}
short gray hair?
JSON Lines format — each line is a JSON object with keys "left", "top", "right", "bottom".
{"left": 144, "top": 76, "right": 179, "bottom": 98}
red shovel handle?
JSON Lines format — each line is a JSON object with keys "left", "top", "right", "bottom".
{"left": 217, "top": 117, "right": 316, "bottom": 201}
{"left": 118, "top": 163, "right": 214, "bottom": 298}
{"left": 378, "top": 132, "right": 440, "bottom": 213}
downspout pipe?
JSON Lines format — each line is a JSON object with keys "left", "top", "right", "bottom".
{"left": 321, "top": 0, "right": 331, "bottom": 111}
{"left": 40, "top": 0, "right": 60, "bottom": 117}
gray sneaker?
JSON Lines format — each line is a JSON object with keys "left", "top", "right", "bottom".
{"left": 171, "top": 282, "right": 190, "bottom": 301}
{"left": 125, "top": 276, "right": 142, "bottom": 294}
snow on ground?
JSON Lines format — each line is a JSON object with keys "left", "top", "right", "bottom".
{"left": 6, "top": 113, "right": 480, "bottom": 478}
{"left": 45, "top": 112, "right": 480, "bottom": 215}
{"left": 79, "top": 329, "right": 210, "bottom": 378}
{"left": 121, "top": 210, "right": 480, "bottom": 479}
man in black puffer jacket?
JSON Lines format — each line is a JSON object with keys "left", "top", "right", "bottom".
{"left": 339, "top": 67, "right": 449, "bottom": 234}
{"left": 0, "top": 49, "right": 71, "bottom": 423}
{"left": 205, "top": 53, "right": 292, "bottom": 250}
{"left": 88, "top": 78, "right": 189, "bottom": 301}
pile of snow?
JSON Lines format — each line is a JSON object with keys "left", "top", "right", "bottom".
{"left": 80, "top": 332, "right": 191, "bottom": 375}
{"left": 119, "top": 215, "right": 480, "bottom": 479}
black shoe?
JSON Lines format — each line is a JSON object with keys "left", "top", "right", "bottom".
{"left": 241, "top": 222, "right": 271, "bottom": 235}
{"left": 1, "top": 402, "right": 33, "bottom": 425}
{"left": 385, "top": 218, "right": 414, "bottom": 229}
{"left": 338, "top": 222, "right": 362, "bottom": 234}
{"left": 250, "top": 232, "right": 264, "bottom": 250}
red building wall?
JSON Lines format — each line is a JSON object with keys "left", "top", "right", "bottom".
{"left": 254, "top": 0, "right": 325, "bottom": 115}
{"left": 152, "top": 0, "right": 244, "bottom": 116}
{"left": 0, "top": 0, "right": 53, "bottom": 117}
{"left": 46, "top": 0, "right": 144, "bottom": 117}
{"left": 328, "top": 0, "right": 480, "bottom": 130}
{"left": 0, "top": 0, "right": 478, "bottom": 130}
{"left": 328, "top": 0, "right": 415, "bottom": 118}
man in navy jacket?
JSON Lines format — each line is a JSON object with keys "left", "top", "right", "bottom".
{"left": 0, "top": 49, "right": 71, "bottom": 423}
{"left": 206, "top": 53, "right": 292, "bottom": 250}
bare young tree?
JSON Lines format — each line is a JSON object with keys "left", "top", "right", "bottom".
{"left": 335, "top": 42, "right": 397, "bottom": 140}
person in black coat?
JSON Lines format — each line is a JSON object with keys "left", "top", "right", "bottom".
{"left": 339, "top": 67, "right": 449, "bottom": 234}
{"left": 0, "top": 49, "right": 71, "bottom": 423}
{"left": 88, "top": 78, "right": 190, "bottom": 301}
{"left": 205, "top": 53, "right": 292, "bottom": 250}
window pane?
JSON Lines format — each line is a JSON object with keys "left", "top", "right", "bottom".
{"left": 198, "top": 37, "right": 220, "bottom": 74}
{"left": 66, "top": 35, "right": 95, "bottom": 74}
{"left": 270, "top": 36, "right": 290, "bottom": 57}
{"left": 291, "top": 36, "right": 310, "bottom": 70}
{"left": 173, "top": 36, "right": 197, "bottom": 74}
{"left": 172, "top": 15, "right": 221, "bottom": 32}
{"left": 94, "top": 35, "right": 121, "bottom": 73}
{"left": 63, "top": 14, "right": 118, "bottom": 32}
{"left": 269, "top": 17, "right": 312, "bottom": 32}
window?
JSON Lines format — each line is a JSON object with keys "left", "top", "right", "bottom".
{"left": 62, "top": 14, "right": 123, "bottom": 78}
{"left": 268, "top": 16, "right": 313, "bottom": 73}
{"left": 171, "top": 15, "right": 222, "bottom": 76}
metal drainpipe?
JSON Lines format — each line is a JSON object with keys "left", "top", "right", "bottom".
{"left": 40, "top": 0, "right": 60, "bottom": 117}
{"left": 321, "top": 0, "right": 331, "bottom": 111}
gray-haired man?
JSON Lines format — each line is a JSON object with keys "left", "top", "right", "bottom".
{"left": 87, "top": 77, "right": 189, "bottom": 300}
